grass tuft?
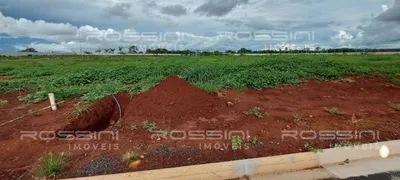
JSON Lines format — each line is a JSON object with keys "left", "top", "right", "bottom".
{"left": 0, "top": 100, "right": 8, "bottom": 104}
{"left": 130, "top": 125, "right": 137, "bottom": 130}
{"left": 340, "top": 78, "right": 355, "bottom": 83}
{"left": 122, "top": 152, "right": 141, "bottom": 162}
{"left": 390, "top": 103, "right": 400, "bottom": 111}
{"left": 323, "top": 107, "right": 345, "bottom": 115}
{"left": 70, "top": 107, "right": 90, "bottom": 117}
{"left": 34, "top": 153, "right": 65, "bottom": 177}
{"left": 142, "top": 120, "right": 157, "bottom": 132}
{"left": 293, "top": 114, "right": 303, "bottom": 121}
{"left": 304, "top": 143, "right": 322, "bottom": 153}
{"left": 331, "top": 141, "right": 361, "bottom": 148}
{"left": 246, "top": 136, "right": 263, "bottom": 146}
{"left": 231, "top": 136, "right": 242, "bottom": 151}
{"left": 244, "top": 107, "right": 269, "bottom": 118}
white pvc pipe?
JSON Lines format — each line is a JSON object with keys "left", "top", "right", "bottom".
{"left": 48, "top": 93, "right": 57, "bottom": 111}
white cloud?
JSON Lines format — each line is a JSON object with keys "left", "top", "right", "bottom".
{"left": 13, "top": 45, "right": 26, "bottom": 51}
{"left": 0, "top": 12, "right": 79, "bottom": 42}
{"left": 382, "top": 4, "right": 389, "bottom": 12}
{"left": 1, "top": 10, "right": 237, "bottom": 52}
{"left": 331, "top": 30, "right": 353, "bottom": 44}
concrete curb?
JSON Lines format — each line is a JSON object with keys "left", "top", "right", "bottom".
{"left": 66, "top": 140, "right": 400, "bottom": 180}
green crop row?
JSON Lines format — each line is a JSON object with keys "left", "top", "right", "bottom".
{"left": 0, "top": 55, "right": 399, "bottom": 103}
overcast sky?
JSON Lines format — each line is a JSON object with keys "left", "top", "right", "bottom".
{"left": 0, "top": 0, "right": 399, "bottom": 52}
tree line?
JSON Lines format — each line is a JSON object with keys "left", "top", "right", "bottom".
{"left": 21, "top": 46, "right": 400, "bottom": 55}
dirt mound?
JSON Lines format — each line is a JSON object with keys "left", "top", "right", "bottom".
{"left": 57, "top": 76, "right": 228, "bottom": 133}
{"left": 123, "top": 76, "right": 226, "bottom": 122}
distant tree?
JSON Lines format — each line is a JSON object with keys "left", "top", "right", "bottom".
{"left": 315, "top": 47, "right": 321, "bottom": 54}
{"left": 182, "top": 49, "right": 191, "bottom": 56}
{"left": 118, "top": 47, "right": 123, "bottom": 52}
{"left": 20, "top": 48, "right": 38, "bottom": 53}
{"left": 225, "top": 50, "right": 235, "bottom": 54}
{"left": 200, "top": 51, "right": 212, "bottom": 56}
{"left": 104, "top": 49, "right": 110, "bottom": 53}
{"left": 95, "top": 49, "right": 101, "bottom": 53}
{"left": 213, "top": 51, "right": 222, "bottom": 56}
{"left": 238, "top": 48, "right": 252, "bottom": 55}
{"left": 149, "top": 48, "right": 169, "bottom": 54}
{"left": 129, "top": 45, "right": 138, "bottom": 53}
{"left": 110, "top": 49, "right": 115, "bottom": 53}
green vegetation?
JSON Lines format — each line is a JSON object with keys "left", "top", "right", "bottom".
{"left": 331, "top": 141, "right": 361, "bottom": 148}
{"left": 34, "top": 153, "right": 66, "bottom": 177}
{"left": 304, "top": 143, "right": 323, "bottom": 153}
{"left": 340, "top": 78, "right": 355, "bottom": 83}
{"left": 122, "top": 151, "right": 141, "bottom": 162}
{"left": 390, "top": 103, "right": 400, "bottom": 111}
{"left": 323, "top": 107, "right": 345, "bottom": 115}
{"left": 244, "top": 106, "right": 269, "bottom": 118}
{"left": 293, "top": 114, "right": 303, "bottom": 121}
{"left": 231, "top": 136, "right": 242, "bottom": 151}
{"left": 111, "top": 120, "right": 122, "bottom": 129}
{"left": 0, "top": 100, "right": 8, "bottom": 104}
{"left": 130, "top": 125, "right": 138, "bottom": 130}
{"left": 0, "top": 55, "right": 399, "bottom": 103}
{"left": 142, "top": 120, "right": 157, "bottom": 132}
{"left": 70, "top": 106, "right": 90, "bottom": 117}
{"left": 246, "top": 136, "right": 263, "bottom": 146}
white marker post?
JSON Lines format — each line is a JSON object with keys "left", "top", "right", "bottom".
{"left": 48, "top": 93, "right": 57, "bottom": 111}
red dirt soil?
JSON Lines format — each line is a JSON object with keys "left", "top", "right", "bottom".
{"left": 0, "top": 76, "right": 399, "bottom": 179}
{"left": 57, "top": 96, "right": 116, "bottom": 133}
{"left": 122, "top": 76, "right": 231, "bottom": 130}
{"left": 0, "top": 76, "right": 11, "bottom": 80}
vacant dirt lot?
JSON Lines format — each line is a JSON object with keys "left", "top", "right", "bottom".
{"left": 0, "top": 76, "right": 399, "bottom": 179}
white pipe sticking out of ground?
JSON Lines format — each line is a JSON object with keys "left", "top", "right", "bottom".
{"left": 48, "top": 93, "right": 57, "bottom": 111}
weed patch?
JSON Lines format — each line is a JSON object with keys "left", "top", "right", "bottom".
{"left": 142, "top": 120, "right": 157, "bottom": 132}
{"left": 304, "top": 143, "right": 322, "bottom": 153}
{"left": 293, "top": 114, "right": 303, "bottom": 121}
{"left": 331, "top": 141, "right": 361, "bottom": 148}
{"left": 390, "top": 103, "right": 400, "bottom": 111}
{"left": 244, "top": 107, "right": 269, "bottom": 118}
{"left": 340, "top": 78, "right": 355, "bottom": 83}
{"left": 246, "top": 136, "right": 263, "bottom": 146}
{"left": 70, "top": 106, "right": 90, "bottom": 117}
{"left": 130, "top": 125, "right": 138, "bottom": 130}
{"left": 122, "top": 152, "right": 141, "bottom": 162}
{"left": 34, "top": 152, "right": 67, "bottom": 177}
{"left": 231, "top": 136, "right": 242, "bottom": 151}
{"left": 323, "top": 107, "right": 345, "bottom": 115}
